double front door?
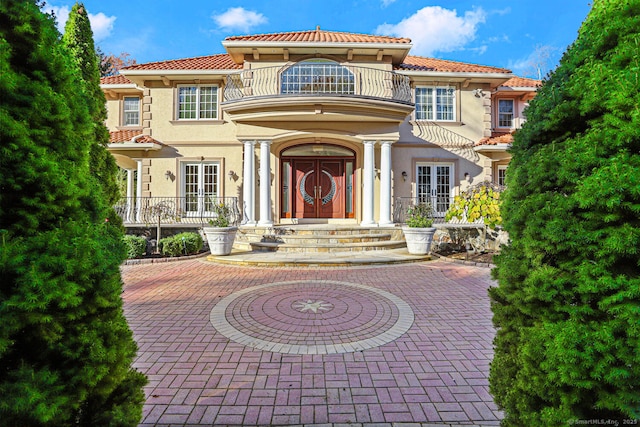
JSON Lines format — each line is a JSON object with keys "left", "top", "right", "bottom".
{"left": 282, "top": 158, "right": 354, "bottom": 219}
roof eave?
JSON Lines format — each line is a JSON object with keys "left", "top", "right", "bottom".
{"left": 99, "top": 83, "right": 141, "bottom": 90}
{"left": 222, "top": 40, "right": 412, "bottom": 50}
{"left": 121, "top": 69, "right": 240, "bottom": 76}
{"left": 474, "top": 143, "right": 511, "bottom": 152}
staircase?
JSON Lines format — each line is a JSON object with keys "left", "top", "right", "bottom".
{"left": 234, "top": 225, "right": 406, "bottom": 253}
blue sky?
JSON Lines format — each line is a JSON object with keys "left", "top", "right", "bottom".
{"left": 45, "top": 0, "right": 592, "bottom": 79}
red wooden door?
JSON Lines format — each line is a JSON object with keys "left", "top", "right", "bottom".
{"left": 292, "top": 159, "right": 344, "bottom": 218}
{"left": 318, "top": 160, "right": 343, "bottom": 218}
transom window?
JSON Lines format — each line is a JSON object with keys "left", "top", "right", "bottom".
{"left": 281, "top": 60, "right": 354, "bottom": 95}
{"left": 498, "top": 99, "right": 514, "bottom": 128}
{"left": 177, "top": 85, "right": 218, "bottom": 120}
{"left": 415, "top": 87, "right": 456, "bottom": 121}
{"left": 123, "top": 97, "right": 140, "bottom": 126}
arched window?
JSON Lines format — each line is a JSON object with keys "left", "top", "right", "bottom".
{"left": 280, "top": 60, "right": 354, "bottom": 95}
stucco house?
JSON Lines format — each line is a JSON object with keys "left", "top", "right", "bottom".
{"left": 101, "top": 28, "right": 539, "bottom": 244}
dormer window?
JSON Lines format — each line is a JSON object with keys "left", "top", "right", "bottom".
{"left": 281, "top": 60, "right": 354, "bottom": 95}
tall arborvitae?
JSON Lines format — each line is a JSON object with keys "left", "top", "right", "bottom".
{"left": 0, "top": 1, "right": 146, "bottom": 425}
{"left": 490, "top": 1, "right": 640, "bottom": 425}
{"left": 63, "top": 2, "right": 120, "bottom": 207}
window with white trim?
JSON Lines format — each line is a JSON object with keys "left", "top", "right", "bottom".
{"left": 498, "top": 99, "right": 514, "bottom": 128}
{"left": 497, "top": 165, "right": 508, "bottom": 186}
{"left": 181, "top": 161, "right": 220, "bottom": 215}
{"left": 123, "top": 97, "right": 140, "bottom": 126}
{"left": 177, "top": 85, "right": 218, "bottom": 120}
{"left": 415, "top": 87, "right": 455, "bottom": 121}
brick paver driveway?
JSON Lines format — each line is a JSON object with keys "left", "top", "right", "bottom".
{"left": 122, "top": 259, "right": 502, "bottom": 426}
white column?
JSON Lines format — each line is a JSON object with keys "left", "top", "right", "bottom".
{"left": 126, "top": 168, "right": 134, "bottom": 223}
{"left": 258, "top": 140, "right": 273, "bottom": 226}
{"left": 242, "top": 141, "right": 256, "bottom": 225}
{"left": 379, "top": 141, "right": 393, "bottom": 226}
{"left": 361, "top": 140, "right": 376, "bottom": 226}
{"left": 135, "top": 160, "right": 143, "bottom": 223}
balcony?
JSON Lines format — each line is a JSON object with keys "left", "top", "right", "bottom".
{"left": 222, "top": 64, "right": 414, "bottom": 123}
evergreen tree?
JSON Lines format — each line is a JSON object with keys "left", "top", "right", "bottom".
{"left": 63, "top": 2, "right": 120, "bottom": 207}
{"left": 490, "top": 1, "right": 640, "bottom": 425}
{"left": 0, "top": 1, "right": 146, "bottom": 425}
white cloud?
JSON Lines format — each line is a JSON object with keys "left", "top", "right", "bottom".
{"left": 89, "top": 12, "right": 117, "bottom": 42}
{"left": 212, "top": 7, "right": 267, "bottom": 32}
{"left": 46, "top": 4, "right": 116, "bottom": 42}
{"left": 376, "top": 6, "right": 487, "bottom": 57}
{"left": 381, "top": 0, "right": 397, "bottom": 7}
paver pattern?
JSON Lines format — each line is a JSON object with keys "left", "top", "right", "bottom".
{"left": 121, "top": 259, "right": 502, "bottom": 426}
{"left": 210, "top": 279, "right": 414, "bottom": 354}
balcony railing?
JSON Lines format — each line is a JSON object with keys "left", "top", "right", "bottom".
{"left": 393, "top": 196, "right": 452, "bottom": 225}
{"left": 114, "top": 196, "right": 240, "bottom": 226}
{"left": 224, "top": 65, "right": 412, "bottom": 104}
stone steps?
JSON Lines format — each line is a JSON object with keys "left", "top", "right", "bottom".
{"left": 234, "top": 225, "right": 406, "bottom": 253}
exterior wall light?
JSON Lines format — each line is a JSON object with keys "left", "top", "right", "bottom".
{"left": 401, "top": 171, "right": 408, "bottom": 181}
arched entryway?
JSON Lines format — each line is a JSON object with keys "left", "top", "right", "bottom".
{"left": 280, "top": 144, "right": 355, "bottom": 219}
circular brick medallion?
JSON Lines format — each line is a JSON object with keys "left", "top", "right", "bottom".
{"left": 210, "top": 280, "right": 414, "bottom": 354}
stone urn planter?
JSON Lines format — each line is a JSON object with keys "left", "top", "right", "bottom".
{"left": 203, "top": 226, "right": 237, "bottom": 256}
{"left": 402, "top": 226, "right": 436, "bottom": 255}
{"left": 402, "top": 203, "right": 436, "bottom": 255}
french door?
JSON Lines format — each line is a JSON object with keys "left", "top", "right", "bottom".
{"left": 416, "top": 163, "right": 453, "bottom": 217}
{"left": 182, "top": 162, "right": 219, "bottom": 216}
{"left": 291, "top": 159, "right": 345, "bottom": 218}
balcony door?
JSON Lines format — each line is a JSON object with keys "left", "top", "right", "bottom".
{"left": 416, "top": 163, "right": 453, "bottom": 217}
{"left": 182, "top": 161, "right": 219, "bottom": 216}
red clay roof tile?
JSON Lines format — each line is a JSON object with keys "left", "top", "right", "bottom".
{"left": 475, "top": 132, "right": 514, "bottom": 146}
{"left": 224, "top": 28, "right": 411, "bottom": 44}
{"left": 109, "top": 130, "right": 162, "bottom": 145}
{"left": 121, "top": 53, "right": 242, "bottom": 71}
{"left": 398, "top": 56, "right": 511, "bottom": 74}
{"left": 501, "top": 76, "right": 542, "bottom": 88}
{"left": 100, "top": 74, "right": 134, "bottom": 85}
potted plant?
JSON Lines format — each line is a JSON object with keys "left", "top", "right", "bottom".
{"left": 203, "top": 202, "right": 237, "bottom": 256}
{"left": 402, "top": 202, "right": 436, "bottom": 255}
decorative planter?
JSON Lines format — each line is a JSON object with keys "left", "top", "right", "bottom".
{"left": 203, "top": 226, "right": 238, "bottom": 256}
{"left": 402, "top": 226, "right": 436, "bottom": 255}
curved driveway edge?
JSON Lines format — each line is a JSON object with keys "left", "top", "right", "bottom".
{"left": 121, "top": 259, "right": 503, "bottom": 426}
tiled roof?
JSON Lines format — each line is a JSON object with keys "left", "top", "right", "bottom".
{"left": 501, "top": 76, "right": 541, "bottom": 88}
{"left": 224, "top": 28, "right": 411, "bottom": 44}
{"left": 398, "top": 56, "right": 511, "bottom": 74}
{"left": 109, "top": 130, "right": 162, "bottom": 145}
{"left": 121, "top": 53, "right": 242, "bottom": 71}
{"left": 475, "top": 132, "right": 514, "bottom": 146}
{"left": 100, "top": 74, "right": 134, "bottom": 85}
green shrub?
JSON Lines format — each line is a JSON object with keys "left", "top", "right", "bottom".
{"left": 405, "top": 203, "right": 434, "bottom": 228}
{"left": 445, "top": 182, "right": 502, "bottom": 227}
{"left": 490, "top": 1, "right": 640, "bottom": 425}
{"left": 123, "top": 235, "right": 147, "bottom": 258}
{"left": 0, "top": 2, "right": 146, "bottom": 424}
{"left": 159, "top": 232, "right": 203, "bottom": 257}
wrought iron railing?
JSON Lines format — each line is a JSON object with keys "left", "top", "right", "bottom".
{"left": 393, "top": 196, "right": 451, "bottom": 225}
{"left": 224, "top": 64, "right": 412, "bottom": 104}
{"left": 114, "top": 196, "right": 240, "bottom": 226}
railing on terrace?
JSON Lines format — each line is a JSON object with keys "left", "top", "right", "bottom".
{"left": 114, "top": 196, "right": 240, "bottom": 226}
{"left": 224, "top": 64, "right": 412, "bottom": 104}
{"left": 393, "top": 196, "right": 452, "bottom": 225}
